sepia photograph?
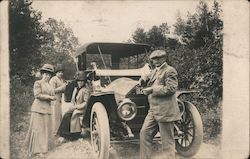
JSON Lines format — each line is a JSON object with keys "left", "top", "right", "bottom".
{"left": 0, "top": 0, "right": 249, "bottom": 159}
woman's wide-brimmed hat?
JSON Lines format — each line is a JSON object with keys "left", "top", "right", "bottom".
{"left": 74, "top": 71, "right": 87, "bottom": 81}
{"left": 40, "top": 64, "right": 54, "bottom": 74}
{"left": 55, "top": 64, "right": 64, "bottom": 73}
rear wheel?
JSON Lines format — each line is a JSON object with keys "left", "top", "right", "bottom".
{"left": 175, "top": 101, "right": 203, "bottom": 157}
{"left": 90, "top": 102, "right": 110, "bottom": 159}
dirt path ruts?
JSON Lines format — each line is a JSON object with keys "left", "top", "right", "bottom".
{"left": 45, "top": 138, "right": 220, "bottom": 159}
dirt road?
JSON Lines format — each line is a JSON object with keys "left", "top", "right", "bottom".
{"left": 11, "top": 101, "right": 219, "bottom": 159}
{"left": 44, "top": 99, "right": 220, "bottom": 159}
{"left": 46, "top": 137, "right": 220, "bottom": 159}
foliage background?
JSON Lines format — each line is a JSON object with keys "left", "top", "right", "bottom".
{"left": 130, "top": 0, "right": 222, "bottom": 140}
{"left": 9, "top": 0, "right": 222, "bottom": 158}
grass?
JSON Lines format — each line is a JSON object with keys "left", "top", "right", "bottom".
{"left": 10, "top": 112, "right": 30, "bottom": 159}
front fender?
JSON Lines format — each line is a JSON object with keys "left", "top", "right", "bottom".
{"left": 83, "top": 92, "right": 118, "bottom": 127}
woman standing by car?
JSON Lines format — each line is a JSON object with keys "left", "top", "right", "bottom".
{"left": 49, "top": 64, "right": 67, "bottom": 135}
{"left": 26, "top": 64, "right": 56, "bottom": 157}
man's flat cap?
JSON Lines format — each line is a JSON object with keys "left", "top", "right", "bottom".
{"left": 149, "top": 50, "right": 167, "bottom": 59}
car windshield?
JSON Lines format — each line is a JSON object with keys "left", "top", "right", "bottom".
{"left": 86, "top": 54, "right": 148, "bottom": 70}
{"left": 75, "top": 43, "right": 152, "bottom": 71}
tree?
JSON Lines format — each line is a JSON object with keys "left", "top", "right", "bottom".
{"left": 147, "top": 25, "right": 167, "bottom": 48}
{"left": 131, "top": 22, "right": 173, "bottom": 49}
{"left": 131, "top": 28, "right": 148, "bottom": 44}
{"left": 41, "top": 18, "right": 80, "bottom": 79}
{"left": 9, "top": 1, "right": 48, "bottom": 157}
{"left": 171, "top": 1, "right": 223, "bottom": 138}
{"left": 174, "top": 0, "right": 222, "bottom": 49}
{"left": 9, "top": 0, "right": 46, "bottom": 83}
{"left": 129, "top": 0, "right": 223, "bottom": 138}
{"left": 172, "top": 0, "right": 223, "bottom": 105}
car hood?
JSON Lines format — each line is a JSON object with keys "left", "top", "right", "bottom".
{"left": 101, "top": 77, "right": 139, "bottom": 101}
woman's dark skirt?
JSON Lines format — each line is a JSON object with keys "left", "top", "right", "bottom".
{"left": 57, "top": 110, "right": 81, "bottom": 140}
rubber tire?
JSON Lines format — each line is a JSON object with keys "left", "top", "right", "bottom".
{"left": 90, "top": 102, "right": 110, "bottom": 159}
{"left": 175, "top": 101, "right": 203, "bottom": 157}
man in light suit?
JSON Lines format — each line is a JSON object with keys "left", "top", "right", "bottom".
{"left": 140, "top": 50, "right": 181, "bottom": 159}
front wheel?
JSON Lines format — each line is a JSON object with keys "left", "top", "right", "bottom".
{"left": 175, "top": 101, "right": 203, "bottom": 157}
{"left": 90, "top": 102, "right": 110, "bottom": 159}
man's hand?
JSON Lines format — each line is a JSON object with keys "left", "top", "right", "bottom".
{"left": 138, "top": 78, "right": 148, "bottom": 87}
{"left": 142, "top": 87, "right": 153, "bottom": 95}
{"left": 49, "top": 96, "right": 56, "bottom": 101}
{"left": 138, "top": 78, "right": 144, "bottom": 86}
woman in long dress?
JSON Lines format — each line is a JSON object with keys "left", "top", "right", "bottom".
{"left": 49, "top": 64, "right": 66, "bottom": 135}
{"left": 26, "top": 64, "right": 56, "bottom": 157}
{"left": 57, "top": 71, "right": 90, "bottom": 141}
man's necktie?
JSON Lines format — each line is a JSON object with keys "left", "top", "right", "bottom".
{"left": 151, "top": 68, "right": 159, "bottom": 80}
{"left": 148, "top": 68, "right": 159, "bottom": 86}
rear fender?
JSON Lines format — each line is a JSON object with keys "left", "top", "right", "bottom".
{"left": 176, "top": 90, "right": 200, "bottom": 98}
{"left": 83, "top": 92, "right": 118, "bottom": 127}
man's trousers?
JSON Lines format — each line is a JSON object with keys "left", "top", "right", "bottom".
{"left": 140, "top": 111, "right": 175, "bottom": 159}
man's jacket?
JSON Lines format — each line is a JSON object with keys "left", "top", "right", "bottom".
{"left": 147, "top": 63, "right": 181, "bottom": 122}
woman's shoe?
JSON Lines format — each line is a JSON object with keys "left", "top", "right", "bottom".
{"left": 56, "top": 137, "right": 66, "bottom": 144}
{"left": 35, "top": 153, "right": 47, "bottom": 158}
{"left": 81, "top": 129, "right": 90, "bottom": 138}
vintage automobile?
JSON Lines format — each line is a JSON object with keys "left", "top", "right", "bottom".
{"left": 64, "top": 42, "right": 203, "bottom": 159}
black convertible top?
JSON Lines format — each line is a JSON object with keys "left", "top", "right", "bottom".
{"left": 74, "top": 42, "right": 152, "bottom": 57}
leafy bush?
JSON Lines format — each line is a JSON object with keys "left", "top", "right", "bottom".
{"left": 10, "top": 77, "right": 33, "bottom": 120}
{"left": 10, "top": 77, "right": 34, "bottom": 158}
{"left": 202, "top": 101, "right": 222, "bottom": 140}
{"left": 9, "top": 0, "right": 46, "bottom": 84}
{"left": 130, "top": 0, "right": 223, "bottom": 140}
